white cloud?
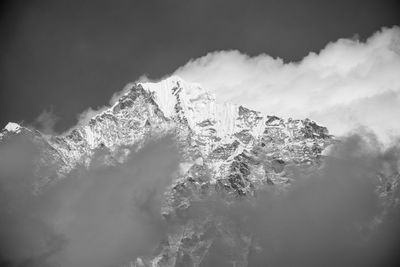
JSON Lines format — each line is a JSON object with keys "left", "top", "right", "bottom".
{"left": 174, "top": 26, "right": 400, "bottom": 144}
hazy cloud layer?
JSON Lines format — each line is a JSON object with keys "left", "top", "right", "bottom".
{"left": 189, "top": 132, "right": 400, "bottom": 267}
{"left": 1, "top": 114, "right": 400, "bottom": 267}
{"left": 243, "top": 133, "right": 400, "bottom": 267}
{"left": 32, "top": 108, "right": 60, "bottom": 135}
{"left": 174, "top": 26, "right": 400, "bottom": 144}
{"left": 0, "top": 135, "right": 181, "bottom": 267}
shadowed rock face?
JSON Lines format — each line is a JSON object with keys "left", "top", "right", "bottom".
{"left": 0, "top": 76, "right": 356, "bottom": 266}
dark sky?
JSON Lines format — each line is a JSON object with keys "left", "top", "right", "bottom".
{"left": 0, "top": 0, "right": 399, "bottom": 132}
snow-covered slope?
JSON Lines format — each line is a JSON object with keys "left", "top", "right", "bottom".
{"left": 141, "top": 76, "right": 244, "bottom": 139}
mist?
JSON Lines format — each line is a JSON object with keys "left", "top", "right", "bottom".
{"left": 186, "top": 132, "right": 400, "bottom": 267}
{"left": 246, "top": 133, "right": 398, "bottom": 267}
{"left": 1, "top": 127, "right": 400, "bottom": 266}
{"left": 0, "top": 134, "right": 181, "bottom": 267}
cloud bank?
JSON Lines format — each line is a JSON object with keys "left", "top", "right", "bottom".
{"left": 186, "top": 131, "right": 400, "bottom": 267}
{"left": 0, "top": 135, "right": 181, "bottom": 267}
{"left": 174, "top": 26, "right": 400, "bottom": 144}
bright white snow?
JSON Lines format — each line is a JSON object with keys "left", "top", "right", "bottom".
{"left": 4, "top": 122, "right": 22, "bottom": 133}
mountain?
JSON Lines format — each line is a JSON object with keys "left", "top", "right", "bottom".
{"left": 1, "top": 76, "right": 379, "bottom": 266}
{"left": 0, "top": 76, "right": 331, "bottom": 186}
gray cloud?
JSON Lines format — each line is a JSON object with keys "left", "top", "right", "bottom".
{"left": 190, "top": 131, "right": 400, "bottom": 267}
{"left": 0, "top": 135, "right": 181, "bottom": 267}
{"left": 1, "top": 119, "right": 400, "bottom": 267}
{"left": 32, "top": 108, "right": 60, "bottom": 135}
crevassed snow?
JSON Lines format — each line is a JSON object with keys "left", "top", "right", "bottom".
{"left": 140, "top": 76, "right": 243, "bottom": 139}
{"left": 73, "top": 75, "right": 272, "bottom": 152}
{"left": 79, "top": 75, "right": 265, "bottom": 143}
{"left": 139, "top": 76, "right": 181, "bottom": 118}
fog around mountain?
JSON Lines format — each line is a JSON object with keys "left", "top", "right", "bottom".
{"left": 0, "top": 27, "right": 399, "bottom": 267}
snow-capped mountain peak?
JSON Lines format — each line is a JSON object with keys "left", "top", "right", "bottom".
{"left": 139, "top": 75, "right": 215, "bottom": 118}
{"left": 0, "top": 76, "right": 342, "bottom": 267}
{"left": 1, "top": 122, "right": 34, "bottom": 140}
{"left": 138, "top": 76, "right": 261, "bottom": 142}
{"left": 4, "top": 122, "right": 23, "bottom": 133}
{"left": 139, "top": 76, "right": 222, "bottom": 131}
{"left": 1, "top": 76, "right": 332, "bottom": 182}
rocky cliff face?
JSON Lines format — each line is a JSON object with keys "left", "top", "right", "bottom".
{"left": 0, "top": 76, "right": 337, "bottom": 266}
